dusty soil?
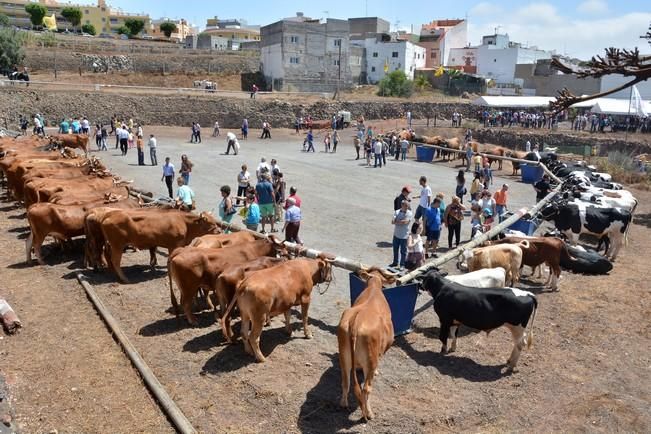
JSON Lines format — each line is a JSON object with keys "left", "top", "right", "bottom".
{"left": 1, "top": 132, "right": 650, "bottom": 433}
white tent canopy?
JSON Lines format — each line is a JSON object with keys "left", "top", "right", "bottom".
{"left": 590, "top": 98, "right": 651, "bottom": 116}
{"left": 472, "top": 95, "right": 649, "bottom": 113}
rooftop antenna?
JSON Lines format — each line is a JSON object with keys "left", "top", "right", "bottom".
{"left": 494, "top": 25, "right": 502, "bottom": 35}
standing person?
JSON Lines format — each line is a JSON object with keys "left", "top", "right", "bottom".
{"left": 114, "top": 123, "right": 121, "bottom": 149}
{"left": 195, "top": 123, "right": 202, "bottom": 143}
{"left": 534, "top": 174, "right": 551, "bottom": 201}
{"left": 390, "top": 200, "right": 413, "bottom": 269}
{"left": 455, "top": 170, "right": 467, "bottom": 203}
{"left": 236, "top": 164, "right": 250, "bottom": 206}
{"left": 470, "top": 172, "right": 482, "bottom": 201}
{"left": 413, "top": 176, "right": 432, "bottom": 221}
{"left": 81, "top": 117, "right": 90, "bottom": 135}
{"left": 273, "top": 171, "right": 286, "bottom": 224}
{"left": 128, "top": 117, "right": 134, "bottom": 133}
{"left": 136, "top": 124, "right": 143, "bottom": 141}
{"left": 59, "top": 118, "right": 70, "bottom": 134}
{"left": 19, "top": 116, "right": 28, "bottom": 135}
{"left": 423, "top": 197, "right": 442, "bottom": 258}
{"left": 494, "top": 183, "right": 509, "bottom": 222}
{"left": 225, "top": 131, "right": 237, "bottom": 155}
{"left": 212, "top": 120, "right": 220, "bottom": 137}
{"left": 283, "top": 197, "right": 302, "bottom": 244}
{"left": 394, "top": 185, "right": 412, "bottom": 210}
{"left": 118, "top": 126, "right": 129, "bottom": 156}
{"left": 218, "top": 185, "right": 236, "bottom": 228}
{"left": 255, "top": 173, "right": 275, "bottom": 233}
{"left": 190, "top": 122, "right": 197, "bottom": 143}
{"left": 525, "top": 140, "right": 532, "bottom": 152}
{"left": 109, "top": 115, "right": 116, "bottom": 135}
{"left": 100, "top": 124, "right": 108, "bottom": 151}
{"left": 127, "top": 130, "right": 134, "bottom": 149}
{"left": 270, "top": 159, "right": 280, "bottom": 173}
{"left": 256, "top": 158, "right": 270, "bottom": 181}
{"left": 33, "top": 114, "right": 43, "bottom": 136}
{"left": 443, "top": 196, "right": 466, "bottom": 249}
{"left": 175, "top": 177, "right": 195, "bottom": 211}
{"left": 473, "top": 153, "right": 482, "bottom": 173}
{"left": 241, "top": 118, "right": 249, "bottom": 140}
{"left": 381, "top": 139, "right": 388, "bottom": 166}
{"left": 136, "top": 134, "right": 145, "bottom": 166}
{"left": 94, "top": 124, "right": 102, "bottom": 150}
{"left": 332, "top": 130, "right": 339, "bottom": 153}
{"left": 243, "top": 194, "right": 260, "bottom": 231}
{"left": 147, "top": 134, "right": 157, "bottom": 166}
{"left": 465, "top": 142, "right": 473, "bottom": 172}
{"left": 306, "top": 129, "right": 315, "bottom": 152}
{"left": 478, "top": 190, "right": 497, "bottom": 217}
{"left": 354, "top": 136, "right": 361, "bottom": 160}
{"left": 373, "top": 139, "right": 383, "bottom": 168}
{"left": 405, "top": 222, "right": 425, "bottom": 270}
{"left": 406, "top": 110, "right": 412, "bottom": 128}
{"left": 400, "top": 136, "right": 409, "bottom": 160}
{"left": 250, "top": 83, "right": 258, "bottom": 99}
{"left": 285, "top": 186, "right": 302, "bottom": 209}
{"left": 161, "top": 157, "right": 175, "bottom": 198}
{"left": 482, "top": 163, "right": 493, "bottom": 188}
{"left": 324, "top": 132, "right": 331, "bottom": 153}
{"left": 180, "top": 154, "right": 193, "bottom": 185}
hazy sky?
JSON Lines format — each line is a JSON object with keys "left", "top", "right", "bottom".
{"left": 103, "top": 0, "right": 650, "bottom": 59}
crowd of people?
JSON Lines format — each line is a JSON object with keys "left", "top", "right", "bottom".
{"left": 477, "top": 109, "right": 563, "bottom": 129}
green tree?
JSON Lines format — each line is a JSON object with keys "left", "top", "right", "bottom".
{"left": 25, "top": 3, "right": 48, "bottom": 29}
{"left": 60, "top": 7, "right": 82, "bottom": 31}
{"left": 0, "top": 13, "right": 10, "bottom": 27}
{"left": 81, "top": 23, "right": 96, "bottom": 35}
{"left": 414, "top": 74, "right": 431, "bottom": 92}
{"left": 159, "top": 21, "right": 177, "bottom": 38}
{"left": 117, "top": 26, "right": 130, "bottom": 36}
{"left": 124, "top": 18, "right": 145, "bottom": 36}
{"left": 0, "top": 27, "right": 25, "bottom": 74}
{"left": 377, "top": 70, "right": 413, "bottom": 98}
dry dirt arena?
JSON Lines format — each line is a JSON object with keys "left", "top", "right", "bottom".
{"left": 1, "top": 127, "right": 650, "bottom": 433}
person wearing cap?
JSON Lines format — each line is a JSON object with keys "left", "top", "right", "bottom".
{"left": 534, "top": 174, "right": 551, "bottom": 201}
{"left": 494, "top": 184, "right": 509, "bottom": 222}
{"left": 283, "top": 197, "right": 302, "bottom": 244}
{"left": 394, "top": 185, "right": 412, "bottom": 211}
{"left": 390, "top": 199, "right": 413, "bottom": 269}
{"left": 423, "top": 197, "right": 442, "bottom": 258}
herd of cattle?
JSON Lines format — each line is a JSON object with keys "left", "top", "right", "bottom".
{"left": 0, "top": 134, "right": 637, "bottom": 421}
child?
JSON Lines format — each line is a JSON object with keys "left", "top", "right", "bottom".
{"left": 435, "top": 192, "right": 446, "bottom": 215}
{"left": 482, "top": 163, "right": 493, "bottom": 188}
{"left": 470, "top": 172, "right": 482, "bottom": 201}
{"left": 473, "top": 153, "right": 482, "bottom": 173}
{"left": 470, "top": 201, "right": 482, "bottom": 238}
{"left": 405, "top": 222, "right": 425, "bottom": 270}
{"left": 423, "top": 198, "right": 442, "bottom": 258}
{"left": 480, "top": 208, "right": 494, "bottom": 233}
{"left": 243, "top": 194, "right": 261, "bottom": 232}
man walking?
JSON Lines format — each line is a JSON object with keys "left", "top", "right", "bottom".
{"left": 390, "top": 200, "right": 413, "bottom": 269}
{"left": 195, "top": 123, "right": 202, "bottom": 143}
{"left": 213, "top": 120, "right": 220, "bottom": 137}
{"left": 306, "top": 129, "right": 315, "bottom": 152}
{"left": 255, "top": 173, "right": 276, "bottom": 233}
{"left": 148, "top": 134, "right": 158, "bottom": 166}
{"left": 118, "top": 125, "right": 129, "bottom": 156}
{"left": 161, "top": 157, "right": 175, "bottom": 198}
{"left": 400, "top": 137, "right": 409, "bottom": 161}
{"left": 225, "top": 131, "right": 237, "bottom": 155}
{"left": 373, "top": 139, "right": 383, "bottom": 168}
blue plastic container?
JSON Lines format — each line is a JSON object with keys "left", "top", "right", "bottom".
{"left": 521, "top": 164, "right": 544, "bottom": 184}
{"left": 349, "top": 273, "right": 420, "bottom": 336}
{"left": 415, "top": 145, "right": 435, "bottom": 162}
{"left": 509, "top": 218, "right": 538, "bottom": 236}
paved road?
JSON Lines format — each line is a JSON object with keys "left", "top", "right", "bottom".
{"left": 92, "top": 126, "right": 538, "bottom": 269}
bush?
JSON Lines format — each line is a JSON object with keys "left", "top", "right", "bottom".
{"left": 81, "top": 23, "right": 96, "bottom": 35}
{"left": 593, "top": 151, "right": 651, "bottom": 188}
{"left": 0, "top": 13, "right": 9, "bottom": 27}
{"left": 25, "top": 3, "right": 47, "bottom": 28}
{"left": 0, "top": 27, "right": 25, "bottom": 73}
{"left": 117, "top": 26, "right": 130, "bottom": 36}
{"left": 414, "top": 74, "right": 431, "bottom": 92}
{"left": 377, "top": 70, "right": 413, "bottom": 97}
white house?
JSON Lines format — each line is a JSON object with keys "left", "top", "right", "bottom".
{"left": 475, "top": 34, "right": 552, "bottom": 84}
{"left": 362, "top": 37, "right": 427, "bottom": 83}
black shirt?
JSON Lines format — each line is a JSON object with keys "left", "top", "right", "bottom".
{"left": 534, "top": 180, "right": 551, "bottom": 200}
{"left": 394, "top": 193, "right": 409, "bottom": 211}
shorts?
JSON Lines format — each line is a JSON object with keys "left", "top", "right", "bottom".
{"left": 426, "top": 229, "right": 440, "bottom": 242}
{"left": 259, "top": 203, "right": 275, "bottom": 217}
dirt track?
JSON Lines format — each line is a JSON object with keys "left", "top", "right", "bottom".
{"left": 1, "top": 132, "right": 650, "bottom": 433}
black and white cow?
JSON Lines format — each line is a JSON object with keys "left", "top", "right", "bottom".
{"left": 560, "top": 245, "right": 613, "bottom": 275}
{"left": 420, "top": 270, "right": 538, "bottom": 370}
{"left": 540, "top": 201, "right": 631, "bottom": 260}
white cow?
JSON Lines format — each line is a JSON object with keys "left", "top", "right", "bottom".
{"left": 445, "top": 267, "right": 507, "bottom": 288}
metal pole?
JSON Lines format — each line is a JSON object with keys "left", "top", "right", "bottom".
{"left": 624, "top": 84, "right": 633, "bottom": 145}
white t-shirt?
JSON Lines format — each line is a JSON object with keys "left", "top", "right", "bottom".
{"left": 34, "top": 117, "right": 41, "bottom": 128}
{"left": 226, "top": 132, "right": 236, "bottom": 141}
{"left": 257, "top": 162, "right": 270, "bottom": 175}
{"left": 147, "top": 137, "right": 157, "bottom": 148}
{"left": 408, "top": 234, "right": 424, "bottom": 253}
{"left": 238, "top": 170, "right": 250, "bottom": 187}
{"left": 373, "top": 141, "right": 382, "bottom": 154}
{"left": 419, "top": 185, "right": 432, "bottom": 208}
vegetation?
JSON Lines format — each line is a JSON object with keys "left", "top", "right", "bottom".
{"left": 159, "top": 21, "right": 177, "bottom": 38}
{"left": 377, "top": 70, "right": 413, "bottom": 98}
{"left": 0, "top": 27, "right": 25, "bottom": 73}
{"left": 124, "top": 18, "right": 145, "bottom": 36}
{"left": 25, "top": 3, "right": 48, "bottom": 29}
{"left": 117, "top": 26, "right": 130, "bottom": 36}
{"left": 0, "top": 13, "right": 9, "bottom": 27}
{"left": 413, "top": 74, "right": 431, "bottom": 92}
{"left": 60, "top": 7, "right": 82, "bottom": 31}
{"left": 81, "top": 24, "right": 96, "bottom": 36}
{"left": 593, "top": 151, "right": 651, "bottom": 189}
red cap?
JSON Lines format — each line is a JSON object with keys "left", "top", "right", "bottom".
{"left": 402, "top": 185, "right": 412, "bottom": 193}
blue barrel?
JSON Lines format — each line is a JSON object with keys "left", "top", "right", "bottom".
{"left": 415, "top": 145, "right": 435, "bottom": 162}
{"left": 509, "top": 218, "right": 538, "bottom": 235}
{"left": 521, "top": 164, "right": 544, "bottom": 184}
{"left": 349, "top": 273, "right": 420, "bottom": 336}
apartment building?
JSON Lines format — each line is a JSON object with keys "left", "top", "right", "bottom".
{"left": 418, "top": 19, "right": 467, "bottom": 68}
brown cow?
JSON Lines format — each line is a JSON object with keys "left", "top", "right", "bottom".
{"left": 98, "top": 208, "right": 219, "bottom": 283}
{"left": 168, "top": 237, "right": 286, "bottom": 326}
{"left": 50, "top": 186, "right": 131, "bottom": 205}
{"left": 189, "top": 232, "right": 259, "bottom": 249}
{"left": 506, "top": 150, "right": 527, "bottom": 175}
{"left": 338, "top": 267, "right": 395, "bottom": 421}
{"left": 26, "top": 196, "right": 139, "bottom": 265}
{"left": 214, "top": 256, "right": 287, "bottom": 341}
{"left": 23, "top": 176, "right": 121, "bottom": 207}
{"left": 482, "top": 145, "right": 506, "bottom": 170}
{"left": 488, "top": 236, "right": 573, "bottom": 291}
{"left": 458, "top": 242, "right": 528, "bottom": 286}
{"left": 222, "top": 256, "right": 333, "bottom": 362}
{"left": 49, "top": 134, "right": 90, "bottom": 155}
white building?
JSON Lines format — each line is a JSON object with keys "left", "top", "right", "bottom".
{"left": 476, "top": 34, "right": 552, "bottom": 84}
{"left": 362, "top": 37, "right": 427, "bottom": 84}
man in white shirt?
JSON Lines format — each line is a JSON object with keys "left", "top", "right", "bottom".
{"left": 236, "top": 164, "right": 250, "bottom": 206}
{"left": 225, "top": 131, "right": 237, "bottom": 155}
{"left": 413, "top": 175, "right": 432, "bottom": 220}
{"left": 270, "top": 159, "right": 280, "bottom": 173}
{"left": 373, "top": 139, "right": 383, "bottom": 168}
{"left": 118, "top": 126, "right": 130, "bottom": 156}
{"left": 213, "top": 121, "right": 220, "bottom": 137}
{"left": 147, "top": 134, "right": 157, "bottom": 166}
{"left": 256, "top": 157, "right": 270, "bottom": 181}
{"left": 33, "top": 115, "right": 42, "bottom": 136}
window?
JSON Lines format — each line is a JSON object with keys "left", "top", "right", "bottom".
{"left": 290, "top": 35, "right": 299, "bottom": 43}
{"left": 392, "top": 51, "right": 399, "bottom": 58}
{"left": 372, "top": 52, "right": 378, "bottom": 58}
{"left": 431, "top": 51, "right": 437, "bottom": 59}
{"left": 289, "top": 57, "right": 300, "bottom": 64}
{"left": 334, "top": 39, "right": 341, "bottom": 47}
{"left": 371, "top": 66, "right": 376, "bottom": 72}
{"left": 84, "top": 9, "right": 89, "bottom": 14}
{"left": 333, "top": 59, "right": 340, "bottom": 66}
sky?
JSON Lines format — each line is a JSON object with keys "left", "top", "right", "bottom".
{"left": 104, "top": 0, "right": 651, "bottom": 60}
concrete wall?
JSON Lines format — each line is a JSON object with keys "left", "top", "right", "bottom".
{"left": 477, "top": 45, "right": 551, "bottom": 84}
{"left": 349, "top": 17, "right": 390, "bottom": 39}
{"left": 448, "top": 47, "right": 477, "bottom": 73}
{"left": 600, "top": 74, "right": 651, "bottom": 100}
{"left": 441, "top": 20, "right": 467, "bottom": 65}
{"left": 514, "top": 63, "right": 600, "bottom": 97}
{"left": 365, "top": 39, "right": 426, "bottom": 83}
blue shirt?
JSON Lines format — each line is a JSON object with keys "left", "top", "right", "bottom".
{"left": 255, "top": 181, "right": 274, "bottom": 204}
{"left": 307, "top": 131, "right": 313, "bottom": 142}
{"left": 177, "top": 185, "right": 194, "bottom": 206}
{"left": 162, "top": 163, "right": 175, "bottom": 177}
{"left": 246, "top": 203, "right": 260, "bottom": 224}
{"left": 71, "top": 121, "right": 81, "bottom": 133}
{"left": 60, "top": 121, "right": 69, "bottom": 132}
{"left": 284, "top": 205, "right": 301, "bottom": 223}
{"left": 424, "top": 207, "right": 442, "bottom": 231}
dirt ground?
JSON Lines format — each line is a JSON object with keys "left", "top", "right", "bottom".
{"left": 1, "top": 130, "right": 650, "bottom": 433}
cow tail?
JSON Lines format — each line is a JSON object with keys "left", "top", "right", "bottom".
{"left": 221, "top": 285, "right": 240, "bottom": 339}
{"left": 623, "top": 212, "right": 633, "bottom": 247}
{"left": 518, "top": 240, "right": 530, "bottom": 250}
{"left": 526, "top": 296, "right": 538, "bottom": 349}
{"left": 168, "top": 260, "right": 179, "bottom": 316}
{"left": 350, "top": 330, "right": 363, "bottom": 404}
